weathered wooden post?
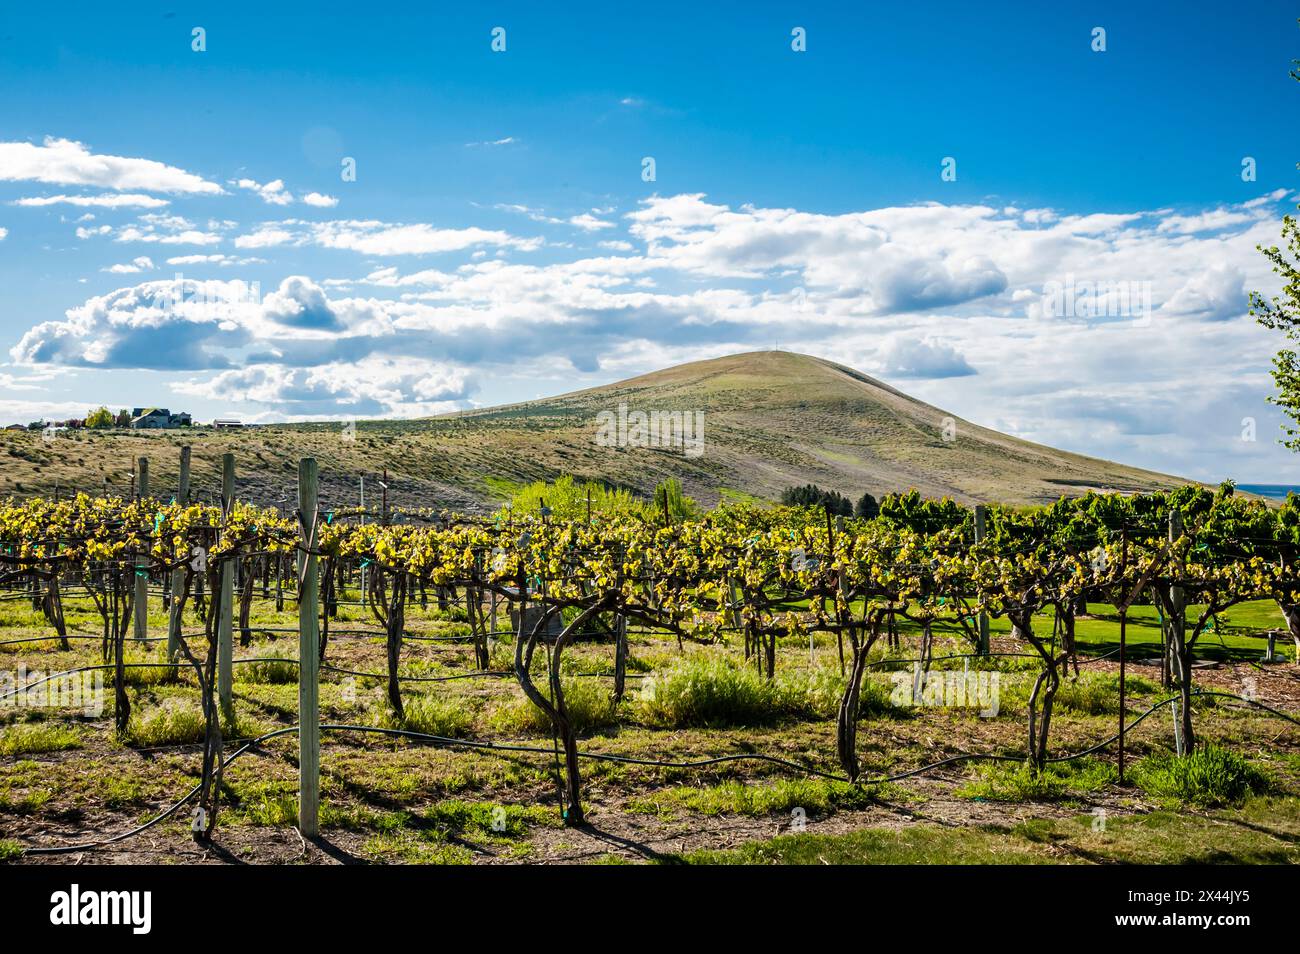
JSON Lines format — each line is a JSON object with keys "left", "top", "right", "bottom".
{"left": 134, "top": 457, "right": 150, "bottom": 641}
{"left": 1168, "top": 509, "right": 1188, "bottom": 754}
{"left": 1118, "top": 528, "right": 1129, "bottom": 784}
{"left": 166, "top": 446, "right": 191, "bottom": 660}
{"left": 974, "top": 505, "right": 990, "bottom": 655}
{"left": 298, "top": 458, "right": 321, "bottom": 836}
{"left": 217, "top": 453, "right": 235, "bottom": 721}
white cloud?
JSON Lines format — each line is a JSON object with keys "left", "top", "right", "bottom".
{"left": 174, "top": 357, "right": 473, "bottom": 418}
{"left": 875, "top": 336, "right": 975, "bottom": 378}
{"left": 0, "top": 227, "right": 6, "bottom": 241}
{"left": 0, "top": 137, "right": 222, "bottom": 194}
{"left": 166, "top": 253, "right": 267, "bottom": 267}
{"left": 12, "top": 189, "right": 1299, "bottom": 479}
{"left": 569, "top": 212, "right": 615, "bottom": 231}
{"left": 234, "top": 178, "right": 293, "bottom": 206}
{"left": 465, "top": 137, "right": 516, "bottom": 147}
{"left": 115, "top": 212, "right": 222, "bottom": 246}
{"left": 301, "top": 192, "right": 339, "bottom": 208}
{"left": 233, "top": 218, "right": 541, "bottom": 255}
{"left": 102, "top": 256, "right": 156, "bottom": 274}
{"left": 12, "top": 193, "right": 171, "bottom": 209}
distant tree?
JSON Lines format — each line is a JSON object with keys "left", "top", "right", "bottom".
{"left": 653, "top": 477, "right": 699, "bottom": 521}
{"left": 85, "top": 407, "right": 114, "bottom": 429}
{"left": 1251, "top": 30, "right": 1300, "bottom": 447}
{"left": 114, "top": 408, "right": 132, "bottom": 427}
{"left": 781, "top": 483, "right": 852, "bottom": 516}
{"left": 25, "top": 421, "right": 43, "bottom": 431}
{"left": 855, "top": 492, "right": 880, "bottom": 519}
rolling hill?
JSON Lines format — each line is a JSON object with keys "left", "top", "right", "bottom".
{"left": 0, "top": 351, "right": 1188, "bottom": 511}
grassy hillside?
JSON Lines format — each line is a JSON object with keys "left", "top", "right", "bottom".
{"left": 0, "top": 351, "right": 1188, "bottom": 511}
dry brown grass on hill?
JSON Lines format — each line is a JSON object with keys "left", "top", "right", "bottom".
{"left": 0, "top": 351, "right": 1187, "bottom": 510}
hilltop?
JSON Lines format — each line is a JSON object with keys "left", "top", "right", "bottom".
{"left": 0, "top": 351, "right": 1187, "bottom": 510}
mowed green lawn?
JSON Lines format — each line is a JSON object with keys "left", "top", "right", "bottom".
{"left": 882, "top": 599, "right": 1291, "bottom": 664}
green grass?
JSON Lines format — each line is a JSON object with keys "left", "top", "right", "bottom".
{"left": 493, "top": 678, "right": 619, "bottom": 735}
{"left": 1133, "top": 744, "right": 1268, "bottom": 807}
{"left": 380, "top": 694, "right": 475, "bottom": 738}
{"left": 678, "top": 796, "right": 1300, "bottom": 864}
{"left": 957, "top": 757, "right": 1117, "bottom": 802}
{"left": 0, "top": 838, "right": 22, "bottom": 862}
{"left": 1055, "top": 672, "right": 1160, "bottom": 715}
{"left": 683, "top": 824, "right": 1056, "bottom": 864}
{"left": 123, "top": 703, "right": 206, "bottom": 747}
{"left": 235, "top": 651, "right": 298, "bottom": 685}
{"left": 635, "top": 657, "right": 903, "bottom": 729}
{"left": 627, "top": 777, "right": 896, "bottom": 818}
{"left": 0, "top": 721, "right": 81, "bottom": 755}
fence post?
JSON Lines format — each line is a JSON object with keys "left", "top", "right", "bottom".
{"left": 974, "top": 505, "right": 990, "bottom": 655}
{"left": 1168, "top": 509, "right": 1187, "bottom": 753}
{"left": 218, "top": 453, "right": 235, "bottom": 720}
{"left": 167, "top": 446, "right": 191, "bottom": 660}
{"left": 134, "top": 457, "right": 150, "bottom": 641}
{"left": 298, "top": 458, "right": 321, "bottom": 837}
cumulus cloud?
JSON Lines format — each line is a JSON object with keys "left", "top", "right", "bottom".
{"left": 301, "top": 192, "right": 339, "bottom": 208}
{"left": 0, "top": 137, "right": 222, "bottom": 194}
{"left": 8, "top": 190, "right": 1296, "bottom": 445}
{"left": 261, "top": 276, "right": 345, "bottom": 331}
{"left": 175, "top": 357, "right": 474, "bottom": 418}
{"left": 876, "top": 336, "right": 976, "bottom": 378}
{"left": 1158, "top": 264, "right": 1247, "bottom": 322}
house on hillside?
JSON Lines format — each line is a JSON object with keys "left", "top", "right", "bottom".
{"left": 130, "top": 408, "right": 192, "bottom": 429}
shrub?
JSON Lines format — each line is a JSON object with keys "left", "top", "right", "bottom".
{"left": 636, "top": 657, "right": 780, "bottom": 728}
{"left": 637, "top": 658, "right": 904, "bottom": 729}
{"left": 125, "top": 702, "right": 206, "bottom": 747}
{"left": 1133, "top": 744, "right": 1267, "bottom": 807}
{"left": 0, "top": 722, "right": 81, "bottom": 756}
{"left": 236, "top": 651, "right": 298, "bottom": 685}
{"left": 381, "top": 695, "right": 475, "bottom": 738}
{"left": 493, "top": 678, "right": 617, "bottom": 735}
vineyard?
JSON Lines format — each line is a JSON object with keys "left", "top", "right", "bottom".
{"left": 1, "top": 451, "right": 1299, "bottom": 864}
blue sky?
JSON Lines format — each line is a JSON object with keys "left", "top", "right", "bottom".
{"left": 0, "top": 1, "right": 1298, "bottom": 483}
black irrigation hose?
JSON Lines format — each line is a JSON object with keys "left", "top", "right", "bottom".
{"left": 15, "top": 690, "right": 1299, "bottom": 857}
{"left": 319, "top": 664, "right": 513, "bottom": 684}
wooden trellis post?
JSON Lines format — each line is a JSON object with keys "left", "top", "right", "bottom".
{"left": 1168, "top": 510, "right": 1187, "bottom": 754}
{"left": 974, "top": 505, "right": 990, "bottom": 655}
{"left": 298, "top": 458, "right": 321, "bottom": 836}
{"left": 218, "top": 453, "right": 235, "bottom": 720}
{"left": 134, "top": 457, "right": 149, "bottom": 641}
{"left": 166, "top": 446, "right": 191, "bottom": 660}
